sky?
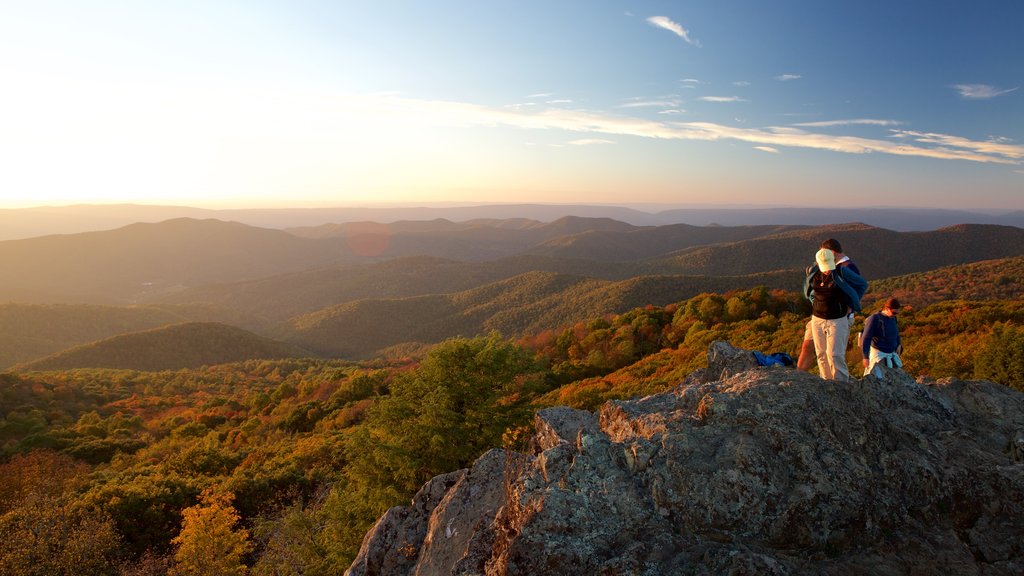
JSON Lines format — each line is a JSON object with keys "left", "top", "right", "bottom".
{"left": 1, "top": 0, "right": 1022, "bottom": 211}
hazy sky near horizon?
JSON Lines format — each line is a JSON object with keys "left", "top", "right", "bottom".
{"left": 1, "top": 1, "right": 1022, "bottom": 211}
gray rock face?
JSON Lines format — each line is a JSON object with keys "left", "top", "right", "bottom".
{"left": 345, "top": 342, "right": 1024, "bottom": 575}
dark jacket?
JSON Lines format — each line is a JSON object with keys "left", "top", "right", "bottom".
{"left": 804, "top": 265, "right": 868, "bottom": 313}
{"left": 861, "top": 312, "right": 901, "bottom": 357}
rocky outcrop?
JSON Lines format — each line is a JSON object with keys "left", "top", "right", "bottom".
{"left": 345, "top": 342, "right": 1024, "bottom": 575}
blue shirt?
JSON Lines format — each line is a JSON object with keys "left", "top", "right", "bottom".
{"left": 861, "top": 312, "right": 901, "bottom": 357}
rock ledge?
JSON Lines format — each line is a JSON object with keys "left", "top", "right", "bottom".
{"left": 346, "top": 342, "right": 1024, "bottom": 576}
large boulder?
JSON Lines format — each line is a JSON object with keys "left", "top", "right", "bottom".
{"left": 346, "top": 342, "right": 1024, "bottom": 575}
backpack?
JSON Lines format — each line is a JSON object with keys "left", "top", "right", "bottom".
{"left": 753, "top": 351, "right": 795, "bottom": 367}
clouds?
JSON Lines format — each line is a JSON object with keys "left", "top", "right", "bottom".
{"left": 699, "top": 96, "right": 746, "bottom": 103}
{"left": 794, "top": 119, "right": 904, "bottom": 128}
{"left": 891, "top": 130, "right": 1024, "bottom": 161}
{"left": 951, "top": 84, "right": 1019, "bottom": 99}
{"left": 619, "top": 97, "right": 683, "bottom": 109}
{"left": 356, "top": 94, "right": 1023, "bottom": 165}
{"left": 774, "top": 74, "right": 802, "bottom": 81}
{"left": 646, "top": 16, "right": 701, "bottom": 47}
{"left": 569, "top": 138, "right": 616, "bottom": 146}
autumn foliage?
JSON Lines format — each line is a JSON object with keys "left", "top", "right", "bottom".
{"left": 1, "top": 282, "right": 1022, "bottom": 574}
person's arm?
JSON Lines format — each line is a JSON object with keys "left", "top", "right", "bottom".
{"left": 861, "top": 314, "right": 877, "bottom": 361}
{"left": 803, "top": 270, "right": 816, "bottom": 302}
{"left": 896, "top": 319, "right": 903, "bottom": 355}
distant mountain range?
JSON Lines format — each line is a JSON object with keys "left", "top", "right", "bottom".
{"left": 2, "top": 203, "right": 1022, "bottom": 240}
{"left": 1, "top": 214, "right": 1022, "bottom": 369}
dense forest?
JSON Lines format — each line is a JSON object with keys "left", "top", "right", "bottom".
{"left": 2, "top": 283, "right": 1022, "bottom": 575}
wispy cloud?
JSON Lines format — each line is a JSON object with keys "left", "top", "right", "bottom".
{"left": 775, "top": 74, "right": 802, "bottom": 81}
{"left": 699, "top": 96, "right": 746, "bottom": 103}
{"left": 891, "top": 130, "right": 1023, "bottom": 160}
{"left": 526, "top": 92, "right": 552, "bottom": 99}
{"left": 569, "top": 138, "right": 615, "bottom": 146}
{"left": 951, "top": 84, "right": 1019, "bottom": 99}
{"left": 794, "top": 119, "right": 904, "bottom": 128}
{"left": 342, "top": 94, "right": 1024, "bottom": 165}
{"left": 754, "top": 146, "right": 779, "bottom": 153}
{"left": 646, "top": 16, "right": 701, "bottom": 47}
{"left": 733, "top": 81, "right": 750, "bottom": 87}
{"left": 619, "top": 98, "right": 683, "bottom": 109}
{"left": 546, "top": 99, "right": 574, "bottom": 104}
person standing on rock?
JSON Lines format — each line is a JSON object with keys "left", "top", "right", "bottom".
{"left": 804, "top": 247, "right": 868, "bottom": 381}
{"left": 797, "top": 239, "right": 862, "bottom": 371}
{"left": 861, "top": 297, "right": 904, "bottom": 377}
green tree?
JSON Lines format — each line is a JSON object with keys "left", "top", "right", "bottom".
{"left": 974, "top": 323, "right": 1024, "bottom": 391}
{"left": 346, "top": 333, "right": 539, "bottom": 501}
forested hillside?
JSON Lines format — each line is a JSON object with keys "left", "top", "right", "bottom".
{"left": 16, "top": 322, "right": 312, "bottom": 372}
{"left": 2, "top": 282, "right": 1022, "bottom": 574}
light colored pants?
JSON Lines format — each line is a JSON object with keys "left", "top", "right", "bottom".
{"left": 811, "top": 315, "right": 850, "bottom": 381}
{"left": 864, "top": 347, "right": 903, "bottom": 377}
{"left": 805, "top": 313, "right": 855, "bottom": 341}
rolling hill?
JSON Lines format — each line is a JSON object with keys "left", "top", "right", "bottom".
{"left": 527, "top": 222, "right": 806, "bottom": 261}
{"left": 0, "top": 218, "right": 358, "bottom": 303}
{"left": 282, "top": 269, "right": 802, "bottom": 359}
{"left": 0, "top": 304, "right": 189, "bottom": 369}
{"left": 648, "top": 223, "right": 1024, "bottom": 278}
{"left": 1, "top": 216, "right": 1021, "bottom": 365}
{"left": 15, "top": 322, "right": 313, "bottom": 372}
{"left": 864, "top": 255, "right": 1024, "bottom": 308}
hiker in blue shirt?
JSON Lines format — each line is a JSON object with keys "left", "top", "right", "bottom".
{"left": 804, "top": 247, "right": 868, "bottom": 381}
{"left": 861, "top": 297, "right": 903, "bottom": 377}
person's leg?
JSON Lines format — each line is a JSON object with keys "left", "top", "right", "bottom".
{"left": 797, "top": 320, "right": 816, "bottom": 371}
{"left": 811, "top": 317, "right": 833, "bottom": 380}
{"left": 832, "top": 317, "right": 851, "bottom": 381}
{"left": 864, "top": 347, "right": 881, "bottom": 377}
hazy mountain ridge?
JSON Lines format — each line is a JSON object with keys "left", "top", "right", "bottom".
{"left": 5, "top": 217, "right": 1021, "bottom": 308}
{"left": 2, "top": 216, "right": 1022, "bottom": 368}
{"left": 0, "top": 218, "right": 353, "bottom": 303}
{"left": 527, "top": 223, "right": 807, "bottom": 261}
{"left": 653, "top": 223, "right": 1024, "bottom": 278}
{"left": 2, "top": 204, "right": 1022, "bottom": 240}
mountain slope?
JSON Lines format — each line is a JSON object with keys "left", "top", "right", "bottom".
{"left": 0, "top": 304, "right": 190, "bottom": 369}
{"left": 0, "top": 218, "right": 351, "bottom": 303}
{"left": 283, "top": 269, "right": 800, "bottom": 359}
{"left": 652, "top": 223, "right": 1024, "bottom": 278}
{"left": 864, "top": 255, "right": 1024, "bottom": 307}
{"left": 15, "top": 322, "right": 312, "bottom": 372}
{"left": 527, "top": 223, "right": 807, "bottom": 261}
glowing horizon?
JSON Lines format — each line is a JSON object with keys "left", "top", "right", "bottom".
{"left": 1, "top": 1, "right": 1021, "bottom": 211}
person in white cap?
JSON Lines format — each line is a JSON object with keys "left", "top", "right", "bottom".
{"left": 803, "top": 247, "right": 868, "bottom": 381}
{"left": 797, "top": 238, "right": 861, "bottom": 371}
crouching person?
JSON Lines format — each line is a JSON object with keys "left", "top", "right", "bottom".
{"left": 862, "top": 297, "right": 903, "bottom": 377}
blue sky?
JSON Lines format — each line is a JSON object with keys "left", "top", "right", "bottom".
{"left": 1, "top": 1, "right": 1021, "bottom": 210}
